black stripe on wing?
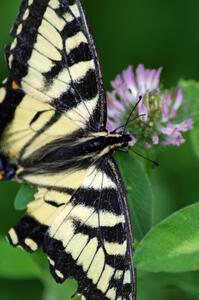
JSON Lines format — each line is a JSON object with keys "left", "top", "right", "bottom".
{"left": 73, "top": 220, "right": 126, "bottom": 246}
{"left": 0, "top": 80, "right": 24, "bottom": 137}
{"left": 43, "top": 156, "right": 136, "bottom": 300}
{"left": 6, "top": 0, "right": 49, "bottom": 81}
{"left": 54, "top": 69, "right": 98, "bottom": 112}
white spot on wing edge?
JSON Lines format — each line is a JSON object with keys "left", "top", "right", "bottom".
{"left": 22, "top": 8, "right": 30, "bottom": 21}
{"left": 48, "top": 257, "right": 55, "bottom": 266}
{"left": 55, "top": 269, "right": 64, "bottom": 279}
{"left": 0, "top": 87, "right": 6, "bottom": 104}
{"left": 123, "top": 270, "right": 131, "bottom": 284}
{"left": 2, "top": 78, "right": 7, "bottom": 84}
{"left": 10, "top": 38, "right": 17, "bottom": 50}
{"left": 24, "top": 238, "right": 38, "bottom": 251}
{"left": 8, "top": 228, "right": 18, "bottom": 245}
{"left": 16, "top": 24, "right": 23, "bottom": 35}
{"left": 69, "top": 4, "right": 80, "bottom": 18}
{"left": 8, "top": 55, "right": 14, "bottom": 68}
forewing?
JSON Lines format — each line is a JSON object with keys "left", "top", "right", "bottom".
{"left": 6, "top": 0, "right": 106, "bottom": 129}
{"left": 0, "top": 86, "right": 83, "bottom": 162}
{"left": 44, "top": 156, "right": 136, "bottom": 300}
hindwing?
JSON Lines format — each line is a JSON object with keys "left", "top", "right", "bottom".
{"left": 44, "top": 157, "right": 136, "bottom": 300}
{"left": 7, "top": 167, "right": 87, "bottom": 251}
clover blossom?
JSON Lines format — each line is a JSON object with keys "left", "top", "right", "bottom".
{"left": 107, "top": 64, "right": 193, "bottom": 147}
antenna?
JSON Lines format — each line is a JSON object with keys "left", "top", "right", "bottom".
{"left": 113, "top": 113, "right": 146, "bottom": 133}
{"left": 131, "top": 149, "right": 159, "bottom": 167}
{"left": 123, "top": 96, "right": 143, "bottom": 132}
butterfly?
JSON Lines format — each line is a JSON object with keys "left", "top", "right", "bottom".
{"left": 0, "top": 0, "right": 136, "bottom": 299}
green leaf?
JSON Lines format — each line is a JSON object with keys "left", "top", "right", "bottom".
{"left": 0, "top": 181, "right": 21, "bottom": 234}
{"left": 0, "top": 278, "right": 43, "bottom": 300}
{"left": 137, "top": 271, "right": 199, "bottom": 300}
{"left": 42, "top": 271, "right": 78, "bottom": 300}
{"left": 0, "top": 236, "right": 41, "bottom": 279}
{"left": 14, "top": 184, "right": 37, "bottom": 210}
{"left": 134, "top": 202, "right": 199, "bottom": 272}
{"left": 179, "top": 80, "right": 199, "bottom": 114}
{"left": 190, "top": 122, "right": 199, "bottom": 158}
{"left": 115, "top": 152, "right": 153, "bottom": 240}
{"left": 170, "top": 271, "right": 199, "bottom": 298}
{"left": 179, "top": 80, "right": 199, "bottom": 158}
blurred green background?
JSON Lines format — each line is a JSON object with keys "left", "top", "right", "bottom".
{"left": 0, "top": 0, "right": 199, "bottom": 299}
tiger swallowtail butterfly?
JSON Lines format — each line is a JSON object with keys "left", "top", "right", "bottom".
{"left": 0, "top": 0, "right": 136, "bottom": 299}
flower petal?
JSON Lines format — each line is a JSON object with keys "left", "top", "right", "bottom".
{"left": 123, "top": 65, "right": 138, "bottom": 99}
{"left": 152, "top": 135, "right": 159, "bottom": 145}
{"left": 151, "top": 67, "right": 162, "bottom": 90}
{"left": 136, "top": 64, "right": 147, "bottom": 95}
{"left": 164, "top": 132, "right": 185, "bottom": 146}
{"left": 161, "top": 95, "right": 172, "bottom": 122}
{"left": 175, "top": 119, "right": 193, "bottom": 132}
{"left": 170, "top": 89, "right": 183, "bottom": 118}
{"left": 111, "top": 75, "right": 126, "bottom": 100}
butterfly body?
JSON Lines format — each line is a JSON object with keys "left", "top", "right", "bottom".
{"left": 0, "top": 1, "right": 136, "bottom": 299}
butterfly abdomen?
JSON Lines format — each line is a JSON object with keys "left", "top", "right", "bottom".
{"left": 17, "top": 131, "right": 132, "bottom": 174}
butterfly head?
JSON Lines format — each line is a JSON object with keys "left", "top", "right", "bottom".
{"left": 119, "top": 131, "right": 135, "bottom": 148}
{"left": 106, "top": 131, "right": 136, "bottom": 151}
